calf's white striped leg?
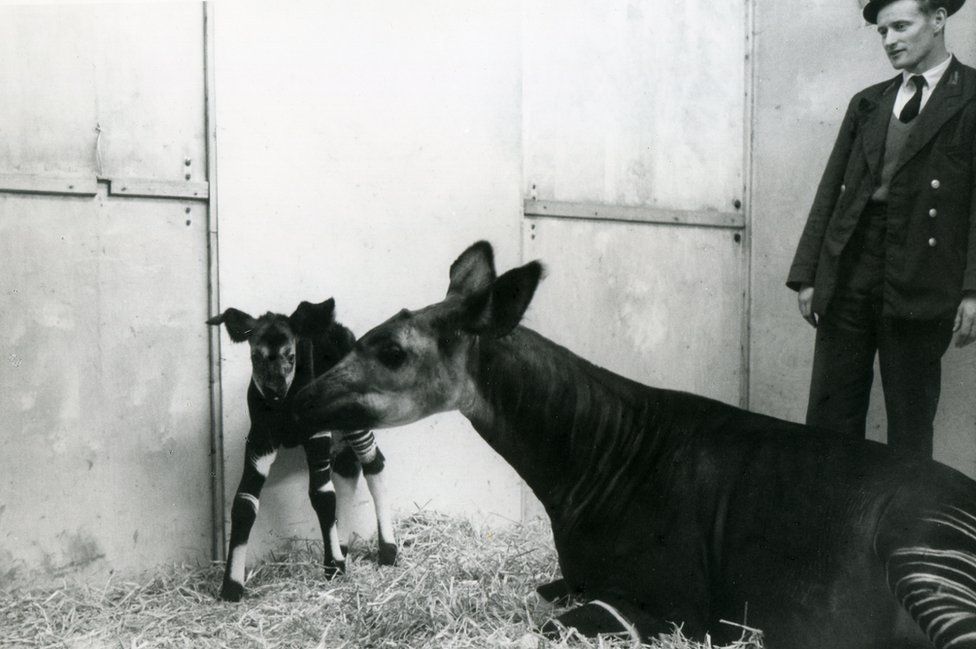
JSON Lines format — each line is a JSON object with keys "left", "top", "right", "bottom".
{"left": 344, "top": 429, "right": 397, "bottom": 565}
{"left": 305, "top": 432, "right": 345, "bottom": 578}
{"left": 221, "top": 445, "right": 277, "bottom": 602}
{"left": 332, "top": 443, "right": 362, "bottom": 557}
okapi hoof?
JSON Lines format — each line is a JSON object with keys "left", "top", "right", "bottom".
{"left": 541, "top": 601, "right": 639, "bottom": 642}
{"left": 536, "top": 578, "right": 573, "bottom": 605}
{"left": 323, "top": 559, "right": 346, "bottom": 580}
{"left": 378, "top": 541, "right": 398, "bottom": 566}
{"left": 219, "top": 580, "right": 245, "bottom": 602}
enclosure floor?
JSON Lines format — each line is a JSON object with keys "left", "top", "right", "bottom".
{"left": 0, "top": 511, "right": 761, "bottom": 648}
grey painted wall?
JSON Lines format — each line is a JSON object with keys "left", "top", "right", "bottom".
{"left": 0, "top": 3, "right": 212, "bottom": 581}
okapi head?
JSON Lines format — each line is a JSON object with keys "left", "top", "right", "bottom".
{"left": 295, "top": 242, "right": 543, "bottom": 430}
{"left": 208, "top": 299, "right": 336, "bottom": 401}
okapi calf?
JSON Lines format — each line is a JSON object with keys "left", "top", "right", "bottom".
{"left": 208, "top": 298, "right": 396, "bottom": 602}
{"left": 295, "top": 241, "right": 976, "bottom": 649}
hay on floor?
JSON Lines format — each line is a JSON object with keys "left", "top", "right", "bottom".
{"left": 0, "top": 511, "right": 763, "bottom": 648}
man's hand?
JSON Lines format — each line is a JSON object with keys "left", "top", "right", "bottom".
{"left": 798, "top": 285, "right": 818, "bottom": 328}
{"left": 954, "top": 294, "right": 976, "bottom": 348}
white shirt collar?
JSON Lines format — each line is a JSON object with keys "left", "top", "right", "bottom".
{"left": 903, "top": 53, "right": 953, "bottom": 90}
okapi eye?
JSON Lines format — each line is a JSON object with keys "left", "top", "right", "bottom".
{"left": 377, "top": 343, "right": 407, "bottom": 369}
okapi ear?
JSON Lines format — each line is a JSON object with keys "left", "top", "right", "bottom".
{"left": 206, "top": 308, "right": 257, "bottom": 343}
{"left": 461, "top": 261, "right": 543, "bottom": 338}
{"left": 447, "top": 240, "right": 497, "bottom": 298}
{"left": 289, "top": 298, "right": 336, "bottom": 337}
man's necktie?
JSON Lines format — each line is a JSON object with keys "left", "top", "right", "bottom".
{"left": 899, "top": 75, "right": 926, "bottom": 123}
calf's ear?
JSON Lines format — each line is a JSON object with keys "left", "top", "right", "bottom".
{"left": 460, "top": 261, "right": 543, "bottom": 338}
{"left": 447, "top": 241, "right": 497, "bottom": 298}
{"left": 289, "top": 298, "right": 336, "bottom": 337}
{"left": 206, "top": 308, "right": 257, "bottom": 342}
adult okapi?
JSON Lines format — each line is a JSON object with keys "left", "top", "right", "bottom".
{"left": 295, "top": 241, "right": 976, "bottom": 649}
{"left": 208, "top": 298, "right": 397, "bottom": 602}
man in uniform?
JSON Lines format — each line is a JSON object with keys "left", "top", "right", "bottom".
{"left": 787, "top": 0, "right": 976, "bottom": 458}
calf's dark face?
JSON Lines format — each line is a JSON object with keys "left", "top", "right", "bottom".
{"left": 247, "top": 320, "right": 297, "bottom": 399}
{"left": 207, "top": 299, "right": 336, "bottom": 401}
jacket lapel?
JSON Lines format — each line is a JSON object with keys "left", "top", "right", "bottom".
{"left": 891, "top": 58, "right": 971, "bottom": 176}
{"left": 860, "top": 76, "right": 900, "bottom": 179}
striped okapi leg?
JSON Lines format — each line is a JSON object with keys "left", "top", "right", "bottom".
{"left": 332, "top": 443, "right": 362, "bottom": 557}
{"left": 343, "top": 429, "right": 397, "bottom": 565}
{"left": 884, "top": 504, "right": 976, "bottom": 649}
{"left": 221, "top": 444, "right": 277, "bottom": 602}
{"left": 304, "top": 432, "right": 345, "bottom": 578}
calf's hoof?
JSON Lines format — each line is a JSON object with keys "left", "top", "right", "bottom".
{"left": 324, "top": 559, "right": 346, "bottom": 580}
{"left": 378, "top": 541, "right": 398, "bottom": 566}
{"left": 219, "top": 580, "right": 245, "bottom": 602}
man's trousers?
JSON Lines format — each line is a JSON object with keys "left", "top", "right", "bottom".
{"left": 806, "top": 201, "right": 954, "bottom": 458}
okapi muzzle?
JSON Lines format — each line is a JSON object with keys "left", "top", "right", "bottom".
{"left": 296, "top": 306, "right": 478, "bottom": 432}
{"left": 295, "top": 353, "right": 376, "bottom": 430}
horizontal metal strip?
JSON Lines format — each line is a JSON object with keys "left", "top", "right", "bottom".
{"left": 0, "top": 174, "right": 209, "bottom": 201}
{"left": 108, "top": 178, "right": 209, "bottom": 201}
{"left": 524, "top": 199, "right": 745, "bottom": 229}
{"left": 0, "top": 174, "right": 98, "bottom": 196}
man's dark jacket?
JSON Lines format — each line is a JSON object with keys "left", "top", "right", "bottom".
{"left": 787, "top": 57, "right": 976, "bottom": 320}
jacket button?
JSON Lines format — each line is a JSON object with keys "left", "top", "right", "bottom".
{"left": 929, "top": 208, "right": 937, "bottom": 217}
{"left": 931, "top": 179, "right": 941, "bottom": 189}
{"left": 929, "top": 237, "right": 938, "bottom": 247}
{"left": 840, "top": 184, "right": 846, "bottom": 193}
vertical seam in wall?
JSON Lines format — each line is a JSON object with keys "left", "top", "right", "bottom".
{"left": 518, "top": 0, "right": 531, "bottom": 525}
{"left": 518, "top": 0, "right": 526, "bottom": 270}
{"left": 740, "top": 0, "right": 757, "bottom": 410}
{"left": 204, "top": 0, "right": 226, "bottom": 562}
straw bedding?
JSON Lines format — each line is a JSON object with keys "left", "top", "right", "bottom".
{"left": 0, "top": 511, "right": 763, "bottom": 648}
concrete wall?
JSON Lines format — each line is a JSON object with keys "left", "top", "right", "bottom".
{"left": 213, "top": 0, "right": 525, "bottom": 554}
{"left": 520, "top": 0, "right": 747, "bottom": 402}
{"left": 522, "top": 0, "right": 746, "bottom": 213}
{"left": 750, "top": 0, "right": 976, "bottom": 477}
{"left": 0, "top": 3, "right": 212, "bottom": 582}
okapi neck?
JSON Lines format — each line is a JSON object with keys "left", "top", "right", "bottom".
{"left": 469, "top": 327, "right": 671, "bottom": 528}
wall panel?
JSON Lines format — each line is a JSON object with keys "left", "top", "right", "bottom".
{"left": 0, "top": 3, "right": 212, "bottom": 581}
{"left": 523, "top": 218, "right": 744, "bottom": 403}
{"left": 523, "top": 0, "right": 746, "bottom": 213}
{"left": 0, "top": 191, "right": 211, "bottom": 580}
{"left": 0, "top": 3, "right": 206, "bottom": 182}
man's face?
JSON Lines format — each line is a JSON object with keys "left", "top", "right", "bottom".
{"left": 876, "top": 0, "right": 945, "bottom": 73}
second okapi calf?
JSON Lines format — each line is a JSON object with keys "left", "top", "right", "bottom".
{"left": 208, "top": 298, "right": 397, "bottom": 602}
